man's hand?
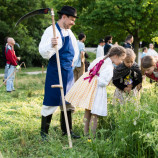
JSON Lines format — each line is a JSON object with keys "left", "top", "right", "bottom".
{"left": 81, "top": 51, "right": 85, "bottom": 63}
{"left": 51, "top": 37, "right": 58, "bottom": 47}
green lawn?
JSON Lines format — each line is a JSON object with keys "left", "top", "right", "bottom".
{"left": 0, "top": 67, "right": 157, "bottom": 157}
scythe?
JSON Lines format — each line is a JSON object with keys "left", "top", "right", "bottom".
{"left": 15, "top": 8, "right": 73, "bottom": 148}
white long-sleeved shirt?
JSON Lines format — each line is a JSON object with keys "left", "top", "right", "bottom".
{"left": 96, "top": 45, "right": 104, "bottom": 58}
{"left": 39, "top": 25, "right": 79, "bottom": 62}
{"left": 147, "top": 48, "right": 158, "bottom": 57}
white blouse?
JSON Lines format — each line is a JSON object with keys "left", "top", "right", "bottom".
{"left": 88, "top": 57, "right": 114, "bottom": 116}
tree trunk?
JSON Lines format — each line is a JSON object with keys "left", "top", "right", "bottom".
{"left": 133, "top": 35, "right": 140, "bottom": 63}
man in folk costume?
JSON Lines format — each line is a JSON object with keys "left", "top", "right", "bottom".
{"left": 39, "top": 6, "right": 80, "bottom": 139}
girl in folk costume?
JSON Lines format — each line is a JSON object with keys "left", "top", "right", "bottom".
{"left": 141, "top": 56, "right": 158, "bottom": 82}
{"left": 113, "top": 49, "right": 142, "bottom": 104}
{"left": 65, "top": 46, "right": 126, "bottom": 136}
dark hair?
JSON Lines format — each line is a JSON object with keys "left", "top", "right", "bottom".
{"left": 103, "top": 45, "right": 126, "bottom": 60}
{"left": 141, "top": 56, "right": 156, "bottom": 69}
{"left": 142, "top": 47, "right": 147, "bottom": 52}
{"left": 78, "top": 33, "right": 86, "bottom": 40}
{"left": 105, "top": 35, "right": 112, "bottom": 43}
{"left": 99, "top": 39, "right": 105, "bottom": 43}
{"left": 58, "top": 14, "right": 69, "bottom": 19}
{"left": 125, "top": 35, "right": 133, "bottom": 42}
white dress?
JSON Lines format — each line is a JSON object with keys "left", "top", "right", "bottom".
{"left": 91, "top": 57, "right": 114, "bottom": 116}
{"left": 65, "top": 57, "right": 113, "bottom": 116}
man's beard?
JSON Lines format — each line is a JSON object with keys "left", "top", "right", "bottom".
{"left": 63, "top": 22, "right": 72, "bottom": 29}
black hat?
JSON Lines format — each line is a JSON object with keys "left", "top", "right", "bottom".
{"left": 57, "top": 6, "right": 78, "bottom": 18}
{"left": 99, "top": 39, "right": 105, "bottom": 43}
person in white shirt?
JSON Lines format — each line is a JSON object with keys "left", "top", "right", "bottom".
{"left": 39, "top": 5, "right": 80, "bottom": 140}
{"left": 96, "top": 39, "right": 105, "bottom": 58}
{"left": 147, "top": 43, "right": 158, "bottom": 57}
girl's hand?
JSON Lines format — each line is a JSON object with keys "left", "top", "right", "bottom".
{"left": 124, "top": 87, "right": 132, "bottom": 93}
{"left": 137, "top": 83, "right": 142, "bottom": 91}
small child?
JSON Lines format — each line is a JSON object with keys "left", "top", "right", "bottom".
{"left": 113, "top": 48, "right": 142, "bottom": 104}
{"left": 65, "top": 46, "right": 126, "bottom": 137}
{"left": 141, "top": 56, "right": 158, "bottom": 81}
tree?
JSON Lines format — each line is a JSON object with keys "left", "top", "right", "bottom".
{"left": 0, "top": 0, "right": 49, "bottom": 67}
{"left": 79, "top": 0, "right": 158, "bottom": 60}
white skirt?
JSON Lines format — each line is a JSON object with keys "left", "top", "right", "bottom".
{"left": 91, "top": 85, "right": 108, "bottom": 116}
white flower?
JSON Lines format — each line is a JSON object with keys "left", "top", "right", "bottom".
{"left": 147, "top": 133, "right": 150, "bottom": 138}
{"left": 133, "top": 120, "right": 137, "bottom": 126}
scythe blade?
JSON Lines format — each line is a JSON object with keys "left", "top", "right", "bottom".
{"left": 15, "top": 8, "right": 51, "bottom": 27}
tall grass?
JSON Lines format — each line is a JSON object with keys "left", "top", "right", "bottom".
{"left": 0, "top": 72, "right": 157, "bottom": 157}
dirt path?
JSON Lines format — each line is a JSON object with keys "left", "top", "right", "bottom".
{"left": 0, "top": 71, "right": 46, "bottom": 77}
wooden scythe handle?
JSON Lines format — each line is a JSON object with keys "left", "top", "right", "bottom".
{"left": 51, "top": 8, "right": 72, "bottom": 148}
{"left": 51, "top": 85, "right": 63, "bottom": 88}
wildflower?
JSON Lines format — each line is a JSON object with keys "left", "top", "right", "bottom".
{"left": 133, "top": 120, "right": 137, "bottom": 126}
{"left": 147, "top": 133, "right": 150, "bottom": 138}
{"left": 87, "top": 139, "right": 91, "bottom": 143}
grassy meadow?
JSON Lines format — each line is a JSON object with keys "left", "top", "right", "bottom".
{"left": 0, "top": 67, "right": 158, "bottom": 157}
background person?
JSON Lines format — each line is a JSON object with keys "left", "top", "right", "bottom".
{"left": 123, "top": 35, "right": 134, "bottom": 50}
{"left": 5, "top": 37, "right": 20, "bottom": 92}
{"left": 96, "top": 39, "right": 105, "bottom": 58}
{"left": 141, "top": 47, "right": 148, "bottom": 58}
{"left": 73, "top": 33, "right": 86, "bottom": 81}
{"left": 147, "top": 43, "right": 158, "bottom": 57}
{"left": 104, "top": 35, "right": 112, "bottom": 55}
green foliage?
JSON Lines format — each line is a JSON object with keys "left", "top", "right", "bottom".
{"left": 1, "top": 0, "right": 158, "bottom": 65}
{"left": 97, "top": 84, "right": 158, "bottom": 157}
{"left": 87, "top": 52, "right": 96, "bottom": 63}
{"left": 0, "top": 0, "right": 49, "bottom": 67}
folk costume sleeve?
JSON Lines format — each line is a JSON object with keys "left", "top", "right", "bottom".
{"left": 113, "top": 78, "right": 126, "bottom": 91}
{"left": 131, "top": 68, "right": 142, "bottom": 89}
{"left": 39, "top": 25, "right": 62, "bottom": 59}
{"left": 98, "top": 65, "right": 113, "bottom": 87}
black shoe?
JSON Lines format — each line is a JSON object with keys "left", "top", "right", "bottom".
{"left": 40, "top": 131, "right": 47, "bottom": 141}
{"left": 41, "top": 115, "right": 52, "bottom": 140}
{"left": 70, "top": 132, "right": 80, "bottom": 139}
{"left": 62, "top": 131, "right": 80, "bottom": 139}
{"left": 7, "top": 91, "right": 12, "bottom": 93}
